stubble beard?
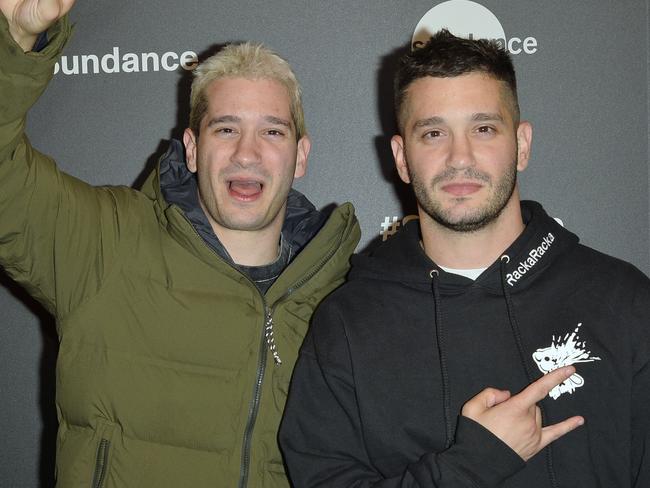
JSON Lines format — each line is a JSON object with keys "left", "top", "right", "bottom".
{"left": 408, "top": 157, "right": 518, "bottom": 234}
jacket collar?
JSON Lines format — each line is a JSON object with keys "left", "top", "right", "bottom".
{"left": 139, "top": 139, "right": 330, "bottom": 266}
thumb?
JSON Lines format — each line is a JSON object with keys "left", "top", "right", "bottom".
{"left": 463, "top": 388, "right": 511, "bottom": 417}
{"left": 485, "top": 388, "right": 511, "bottom": 408}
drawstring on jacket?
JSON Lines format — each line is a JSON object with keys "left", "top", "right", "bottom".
{"left": 430, "top": 269, "right": 454, "bottom": 449}
{"left": 429, "top": 259, "right": 561, "bottom": 487}
{"left": 265, "top": 309, "right": 282, "bottom": 365}
{"left": 499, "top": 256, "right": 535, "bottom": 380}
{"left": 499, "top": 255, "right": 559, "bottom": 488}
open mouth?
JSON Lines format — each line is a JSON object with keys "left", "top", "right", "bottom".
{"left": 228, "top": 180, "right": 264, "bottom": 201}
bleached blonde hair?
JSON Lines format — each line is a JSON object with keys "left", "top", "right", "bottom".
{"left": 189, "top": 42, "right": 306, "bottom": 140}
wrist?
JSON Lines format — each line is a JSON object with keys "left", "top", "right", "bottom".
{"left": 8, "top": 23, "right": 39, "bottom": 52}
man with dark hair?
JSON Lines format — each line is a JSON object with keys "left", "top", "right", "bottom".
{"left": 0, "top": 1, "right": 359, "bottom": 486}
{"left": 394, "top": 29, "right": 521, "bottom": 131}
{"left": 280, "top": 30, "right": 650, "bottom": 487}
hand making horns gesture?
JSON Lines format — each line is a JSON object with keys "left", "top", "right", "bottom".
{"left": 462, "top": 365, "right": 584, "bottom": 461}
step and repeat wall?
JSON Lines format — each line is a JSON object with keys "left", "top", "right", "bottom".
{"left": 1, "top": 1, "right": 648, "bottom": 485}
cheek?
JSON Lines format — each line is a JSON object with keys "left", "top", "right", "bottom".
{"left": 196, "top": 164, "right": 225, "bottom": 199}
{"left": 271, "top": 148, "right": 298, "bottom": 175}
{"left": 197, "top": 147, "right": 226, "bottom": 175}
{"left": 412, "top": 142, "right": 448, "bottom": 161}
{"left": 496, "top": 140, "right": 518, "bottom": 159}
{"left": 410, "top": 148, "right": 446, "bottom": 174}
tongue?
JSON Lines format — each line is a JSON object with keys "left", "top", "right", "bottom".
{"left": 230, "top": 180, "right": 262, "bottom": 196}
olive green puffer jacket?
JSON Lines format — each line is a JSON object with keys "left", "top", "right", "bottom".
{"left": 0, "top": 17, "right": 360, "bottom": 488}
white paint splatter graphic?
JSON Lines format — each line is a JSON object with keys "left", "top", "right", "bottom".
{"left": 532, "top": 323, "right": 601, "bottom": 400}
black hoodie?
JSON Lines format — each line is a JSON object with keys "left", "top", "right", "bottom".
{"left": 280, "top": 201, "right": 650, "bottom": 487}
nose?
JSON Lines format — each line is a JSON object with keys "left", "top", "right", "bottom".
{"left": 446, "top": 133, "right": 475, "bottom": 170}
{"left": 232, "top": 132, "right": 261, "bottom": 167}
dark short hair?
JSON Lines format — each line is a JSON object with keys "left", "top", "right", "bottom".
{"left": 394, "top": 29, "right": 519, "bottom": 132}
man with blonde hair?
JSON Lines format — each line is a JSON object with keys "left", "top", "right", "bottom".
{"left": 0, "top": 1, "right": 359, "bottom": 487}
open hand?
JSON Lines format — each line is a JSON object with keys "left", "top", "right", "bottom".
{"left": 461, "top": 366, "right": 584, "bottom": 461}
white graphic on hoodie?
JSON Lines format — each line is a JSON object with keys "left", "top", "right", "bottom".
{"left": 532, "top": 323, "right": 601, "bottom": 400}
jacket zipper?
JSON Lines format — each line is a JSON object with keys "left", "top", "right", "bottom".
{"left": 91, "top": 438, "right": 110, "bottom": 488}
{"left": 237, "top": 237, "right": 345, "bottom": 487}
{"left": 238, "top": 304, "right": 271, "bottom": 488}
{"left": 179, "top": 209, "right": 347, "bottom": 488}
{"left": 179, "top": 215, "right": 275, "bottom": 488}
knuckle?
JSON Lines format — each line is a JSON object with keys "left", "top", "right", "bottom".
{"left": 461, "top": 402, "right": 477, "bottom": 416}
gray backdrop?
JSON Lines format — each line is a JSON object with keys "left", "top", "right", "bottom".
{"left": 1, "top": 1, "right": 648, "bottom": 486}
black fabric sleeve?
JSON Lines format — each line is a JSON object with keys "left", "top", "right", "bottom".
{"left": 279, "top": 304, "right": 524, "bottom": 487}
{"left": 630, "top": 272, "right": 650, "bottom": 487}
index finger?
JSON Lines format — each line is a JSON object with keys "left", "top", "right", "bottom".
{"left": 515, "top": 366, "right": 576, "bottom": 406}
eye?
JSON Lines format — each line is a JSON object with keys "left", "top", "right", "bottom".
{"left": 475, "top": 125, "right": 496, "bottom": 135}
{"left": 265, "top": 128, "right": 286, "bottom": 137}
{"left": 423, "top": 129, "right": 442, "bottom": 139}
{"left": 215, "top": 127, "right": 236, "bottom": 135}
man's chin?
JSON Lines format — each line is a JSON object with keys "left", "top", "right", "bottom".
{"left": 217, "top": 218, "right": 270, "bottom": 233}
{"left": 432, "top": 207, "right": 504, "bottom": 233}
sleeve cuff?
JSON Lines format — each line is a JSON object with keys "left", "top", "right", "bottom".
{"left": 437, "top": 416, "right": 526, "bottom": 487}
{"left": 0, "top": 15, "right": 73, "bottom": 73}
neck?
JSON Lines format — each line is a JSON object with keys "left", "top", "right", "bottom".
{"left": 200, "top": 201, "right": 285, "bottom": 267}
{"left": 420, "top": 195, "right": 525, "bottom": 269}
{"left": 216, "top": 226, "right": 282, "bottom": 266}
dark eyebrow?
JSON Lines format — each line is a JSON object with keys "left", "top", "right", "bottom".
{"left": 471, "top": 112, "right": 505, "bottom": 122}
{"left": 412, "top": 116, "right": 445, "bottom": 130}
{"left": 206, "top": 115, "right": 241, "bottom": 128}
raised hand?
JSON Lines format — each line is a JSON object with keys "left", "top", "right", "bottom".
{"left": 461, "top": 366, "right": 584, "bottom": 461}
{"left": 0, "top": 0, "right": 75, "bottom": 51}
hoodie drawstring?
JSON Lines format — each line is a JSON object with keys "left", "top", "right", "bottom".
{"left": 499, "top": 256, "right": 535, "bottom": 380}
{"left": 499, "top": 255, "right": 559, "bottom": 488}
{"left": 430, "top": 269, "right": 454, "bottom": 449}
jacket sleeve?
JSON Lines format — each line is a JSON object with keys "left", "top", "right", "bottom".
{"left": 279, "top": 303, "right": 524, "bottom": 487}
{"left": 0, "top": 16, "right": 129, "bottom": 317}
{"left": 630, "top": 272, "right": 650, "bottom": 487}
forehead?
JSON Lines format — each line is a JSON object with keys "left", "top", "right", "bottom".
{"left": 204, "top": 76, "right": 292, "bottom": 118}
{"left": 403, "top": 73, "right": 513, "bottom": 123}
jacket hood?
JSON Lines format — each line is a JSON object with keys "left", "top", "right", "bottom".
{"left": 350, "top": 201, "right": 579, "bottom": 295}
{"left": 141, "top": 139, "right": 329, "bottom": 258}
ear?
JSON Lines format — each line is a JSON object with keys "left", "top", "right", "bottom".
{"left": 391, "top": 135, "right": 411, "bottom": 184}
{"left": 516, "top": 121, "right": 532, "bottom": 172}
{"left": 183, "top": 128, "right": 198, "bottom": 173}
{"left": 294, "top": 135, "right": 311, "bottom": 178}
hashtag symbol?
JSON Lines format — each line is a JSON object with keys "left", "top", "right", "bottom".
{"left": 380, "top": 216, "right": 400, "bottom": 241}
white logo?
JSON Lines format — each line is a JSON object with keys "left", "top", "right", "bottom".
{"left": 505, "top": 232, "right": 555, "bottom": 286}
{"left": 532, "top": 323, "right": 601, "bottom": 400}
{"left": 54, "top": 47, "right": 199, "bottom": 76}
{"left": 412, "top": 0, "right": 538, "bottom": 55}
